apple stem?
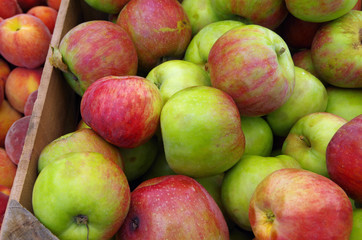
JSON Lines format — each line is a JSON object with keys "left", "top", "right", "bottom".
{"left": 49, "top": 47, "right": 69, "bottom": 73}
{"left": 277, "top": 47, "right": 286, "bottom": 56}
{"left": 299, "top": 135, "right": 311, "bottom": 148}
{"left": 75, "top": 214, "right": 90, "bottom": 240}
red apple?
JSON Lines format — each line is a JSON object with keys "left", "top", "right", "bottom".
{"left": 0, "top": 100, "right": 22, "bottom": 148}
{"left": 352, "top": 0, "right": 361, "bottom": 10}
{"left": 0, "top": 147, "right": 17, "bottom": 188}
{"left": 0, "top": 14, "right": 51, "bottom": 69}
{"left": 326, "top": 115, "right": 362, "bottom": 204}
{"left": 27, "top": 6, "right": 58, "bottom": 34}
{"left": 23, "top": 89, "right": 38, "bottom": 116}
{"left": 18, "top": 0, "right": 45, "bottom": 11}
{"left": 0, "top": 185, "right": 11, "bottom": 230}
{"left": 0, "top": 0, "right": 22, "bottom": 19}
{"left": 46, "top": 0, "right": 61, "bottom": 11}
{"left": 249, "top": 168, "right": 353, "bottom": 240}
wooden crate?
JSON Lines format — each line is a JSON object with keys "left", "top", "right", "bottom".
{"left": 0, "top": 0, "right": 108, "bottom": 238}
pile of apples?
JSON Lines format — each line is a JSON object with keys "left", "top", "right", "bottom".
{"left": 2, "top": 0, "right": 362, "bottom": 239}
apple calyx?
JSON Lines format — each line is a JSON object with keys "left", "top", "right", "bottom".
{"left": 49, "top": 47, "right": 69, "bottom": 73}
{"left": 299, "top": 135, "right": 311, "bottom": 148}
{"left": 75, "top": 214, "right": 90, "bottom": 240}
{"left": 265, "top": 210, "right": 275, "bottom": 223}
{"left": 130, "top": 217, "right": 139, "bottom": 231}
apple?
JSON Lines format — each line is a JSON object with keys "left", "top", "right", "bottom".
{"left": 18, "top": 0, "right": 45, "bottom": 11}
{"left": 353, "top": 0, "right": 362, "bottom": 9}
{"left": 0, "top": 185, "right": 11, "bottom": 230}
{"left": 0, "top": 100, "right": 22, "bottom": 148}
{"left": 32, "top": 152, "right": 131, "bottom": 239}
{"left": 208, "top": 24, "right": 295, "bottom": 117}
{"left": 325, "top": 87, "right": 362, "bottom": 121}
{"left": 117, "top": 175, "right": 229, "bottom": 239}
{"left": 0, "top": 147, "right": 17, "bottom": 188}
{"left": 37, "top": 128, "right": 124, "bottom": 172}
{"left": 46, "top": 0, "right": 61, "bottom": 11}
{"left": 266, "top": 66, "right": 328, "bottom": 137}
{"left": 5, "top": 67, "right": 42, "bottom": 114}
{"left": 292, "top": 49, "right": 320, "bottom": 78}
{"left": 0, "top": 0, "right": 22, "bottom": 19}
{"left": 0, "top": 14, "right": 51, "bottom": 69}
{"left": 27, "top": 6, "right": 58, "bottom": 34}
{"left": 160, "top": 86, "right": 245, "bottom": 177}
{"left": 326, "top": 115, "right": 362, "bottom": 204}
{"left": 249, "top": 168, "right": 353, "bottom": 240}
{"left": 350, "top": 208, "right": 362, "bottom": 240}
{"left": 76, "top": 118, "right": 91, "bottom": 130}
{"left": 81, "top": 75, "right": 163, "bottom": 149}
{"left": 116, "top": 0, "right": 192, "bottom": 73}
{"left": 146, "top": 60, "right": 211, "bottom": 105}
{"left": 285, "top": 0, "right": 358, "bottom": 22}
{"left": 84, "top": 0, "right": 130, "bottom": 14}
{"left": 281, "top": 112, "right": 347, "bottom": 177}
{"left": 24, "top": 89, "right": 38, "bottom": 116}
{"left": 221, "top": 154, "right": 301, "bottom": 230}
{"left": 311, "top": 10, "right": 362, "bottom": 88}
{"left": 50, "top": 20, "right": 138, "bottom": 96}
{"left": 240, "top": 117, "right": 273, "bottom": 157}
{"left": 141, "top": 149, "right": 176, "bottom": 180}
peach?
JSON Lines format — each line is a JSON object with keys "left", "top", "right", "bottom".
{"left": 27, "top": 6, "right": 58, "bottom": 34}
{"left": 0, "top": 100, "right": 22, "bottom": 148}
{"left": 23, "top": 89, "right": 38, "bottom": 116}
{"left": 46, "top": 0, "right": 61, "bottom": 11}
{"left": 0, "top": 184, "right": 11, "bottom": 230}
{"left": 0, "top": 0, "right": 22, "bottom": 19}
{"left": 0, "top": 147, "right": 17, "bottom": 188}
{"left": 18, "top": 0, "right": 46, "bottom": 11}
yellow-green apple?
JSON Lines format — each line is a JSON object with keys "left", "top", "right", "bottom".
{"left": 4, "top": 115, "right": 31, "bottom": 165}
{"left": 146, "top": 60, "right": 211, "bottom": 105}
{"left": 285, "top": 0, "right": 358, "bottom": 22}
{"left": 0, "top": 0, "right": 22, "bottom": 19}
{"left": 27, "top": 6, "right": 58, "bottom": 34}
{"left": 141, "top": 149, "right": 176, "bottom": 180}
{"left": 37, "top": 128, "right": 124, "bottom": 172}
{"left": 240, "top": 117, "right": 273, "bottom": 157}
{"left": 5, "top": 67, "right": 42, "bottom": 114}
{"left": 325, "top": 87, "right": 362, "bottom": 121}
{"left": 76, "top": 119, "right": 91, "bottom": 130}
{"left": 81, "top": 76, "right": 163, "bottom": 149}
{"left": 32, "top": 152, "right": 131, "bottom": 239}
{"left": 184, "top": 20, "right": 244, "bottom": 69}
{"left": 51, "top": 20, "right": 138, "bottom": 96}
{"left": 0, "top": 14, "right": 51, "bottom": 69}
{"left": 311, "top": 10, "right": 362, "bottom": 88}
{"left": 18, "top": 0, "right": 45, "bottom": 11}
{"left": 350, "top": 208, "right": 362, "bottom": 240}
{"left": 221, "top": 154, "right": 301, "bottom": 231}
{"left": 116, "top": 0, "right": 192, "bottom": 73}
{"left": 208, "top": 24, "right": 295, "bottom": 116}
{"left": 117, "top": 175, "right": 229, "bottom": 239}
{"left": 266, "top": 66, "right": 328, "bottom": 137}
{"left": 249, "top": 168, "right": 353, "bottom": 240}
{"left": 24, "top": 89, "right": 38, "bottom": 116}
{"left": 292, "top": 49, "right": 320, "bottom": 78}
{"left": 0, "top": 185, "right": 11, "bottom": 230}
{"left": 282, "top": 112, "right": 347, "bottom": 177}
{"left": 0, "top": 100, "right": 22, "bottom": 148}
{"left": 160, "top": 86, "right": 245, "bottom": 177}
{"left": 84, "top": 0, "right": 130, "bottom": 14}
{"left": 46, "top": 0, "right": 60, "bottom": 11}
{"left": 0, "top": 147, "right": 17, "bottom": 188}
{"left": 326, "top": 115, "right": 362, "bottom": 204}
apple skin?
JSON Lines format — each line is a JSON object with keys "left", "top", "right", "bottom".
{"left": 84, "top": 0, "right": 130, "bottom": 14}
{"left": 292, "top": 49, "right": 320, "bottom": 78}
{"left": 0, "top": 0, "right": 22, "bottom": 19}
{"left": 285, "top": 0, "right": 358, "bottom": 22}
{"left": 0, "top": 100, "right": 22, "bottom": 148}
{"left": 208, "top": 24, "right": 295, "bottom": 117}
{"left": 326, "top": 115, "right": 362, "bottom": 204}
{"left": 221, "top": 154, "right": 301, "bottom": 231}
{"left": 311, "top": 10, "right": 362, "bottom": 88}
{"left": 350, "top": 208, "right": 362, "bottom": 240}
{"left": 117, "top": 175, "right": 229, "bottom": 239}
{"left": 325, "top": 87, "right": 362, "bottom": 121}
{"left": 32, "top": 152, "right": 131, "bottom": 240}
{"left": 27, "top": 6, "right": 58, "bottom": 34}
{"left": 249, "top": 168, "right": 353, "bottom": 240}
{"left": 266, "top": 66, "right": 328, "bottom": 137}
{"left": 116, "top": 0, "right": 192, "bottom": 73}
{"left": 0, "top": 14, "right": 51, "bottom": 69}
{"left": 160, "top": 86, "right": 245, "bottom": 177}
{"left": 0, "top": 147, "right": 17, "bottom": 188}
{"left": 146, "top": 60, "right": 211, "bottom": 105}
{"left": 81, "top": 76, "right": 163, "bottom": 149}
{"left": 0, "top": 185, "right": 11, "bottom": 230}
{"left": 141, "top": 149, "right": 176, "bottom": 180}
{"left": 282, "top": 112, "right": 347, "bottom": 177}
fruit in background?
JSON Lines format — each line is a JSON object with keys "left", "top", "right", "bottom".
{"left": 0, "top": 100, "right": 22, "bottom": 148}
{"left": 0, "top": 185, "right": 11, "bottom": 230}
{"left": 0, "top": 58, "right": 10, "bottom": 88}
{"left": 267, "top": 66, "right": 328, "bottom": 137}
{"left": 51, "top": 20, "right": 138, "bottom": 96}
{"left": 24, "top": 89, "right": 38, "bottom": 116}
{"left": 208, "top": 25, "right": 295, "bottom": 116}
{"left": 353, "top": 0, "right": 362, "bottom": 9}
{"left": 325, "top": 87, "right": 362, "bottom": 121}
{"left": 117, "top": 175, "right": 229, "bottom": 239}
{"left": 84, "top": 0, "right": 130, "bottom": 14}
{"left": 33, "top": 152, "right": 131, "bottom": 240}
{"left": 27, "top": 6, "right": 58, "bottom": 34}
{"left": 76, "top": 119, "right": 91, "bottom": 130}
{"left": 4, "top": 116, "right": 31, "bottom": 165}
{"left": 249, "top": 168, "right": 353, "bottom": 240}
{"left": 141, "top": 149, "right": 176, "bottom": 180}
{"left": 5, "top": 67, "right": 42, "bottom": 114}
{"left": 0, "top": 0, "right": 22, "bottom": 19}
{"left": 37, "top": 128, "right": 124, "bottom": 172}
{"left": 0, "top": 147, "right": 17, "bottom": 188}
{"left": 18, "top": 0, "right": 45, "bottom": 11}
{"left": 350, "top": 209, "right": 362, "bottom": 240}
{"left": 46, "top": 0, "right": 61, "bottom": 11}
{"left": 161, "top": 86, "right": 245, "bottom": 177}
{"left": 184, "top": 20, "right": 244, "bottom": 68}
{"left": 311, "top": 10, "right": 362, "bottom": 88}
{"left": 326, "top": 115, "right": 362, "bottom": 203}
{"left": 81, "top": 76, "right": 163, "bottom": 149}
{"left": 229, "top": 226, "right": 255, "bottom": 240}
{"left": 221, "top": 154, "right": 301, "bottom": 230}
{"left": 285, "top": 0, "right": 357, "bottom": 22}
{"left": 240, "top": 117, "right": 273, "bottom": 157}
{"left": 146, "top": 60, "right": 211, "bottom": 105}
{"left": 292, "top": 49, "right": 319, "bottom": 78}
{"left": 282, "top": 112, "right": 347, "bottom": 177}
{"left": 116, "top": 0, "right": 192, "bottom": 72}
{"left": 0, "top": 14, "right": 51, "bottom": 69}
{"left": 0, "top": 83, "right": 3, "bottom": 106}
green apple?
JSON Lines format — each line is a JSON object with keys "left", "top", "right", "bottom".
{"left": 32, "top": 152, "right": 131, "bottom": 239}
{"left": 141, "top": 149, "right": 176, "bottom": 180}
{"left": 146, "top": 60, "right": 211, "bottom": 105}
{"left": 350, "top": 208, "right": 362, "bottom": 240}
{"left": 240, "top": 116, "right": 273, "bottom": 157}
{"left": 221, "top": 154, "right": 301, "bottom": 230}
{"left": 160, "top": 86, "right": 245, "bottom": 177}
{"left": 325, "top": 87, "right": 362, "bottom": 121}
{"left": 282, "top": 112, "right": 347, "bottom": 177}
{"left": 266, "top": 66, "right": 328, "bottom": 137}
